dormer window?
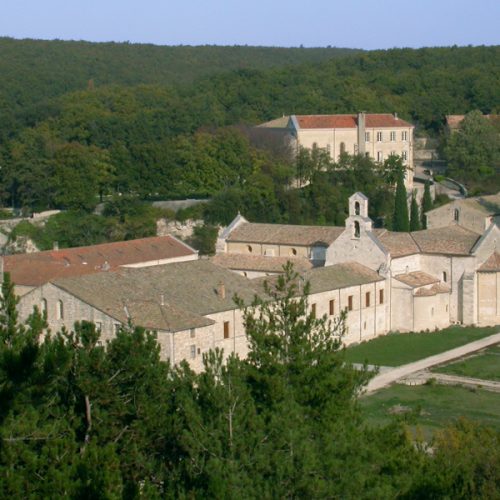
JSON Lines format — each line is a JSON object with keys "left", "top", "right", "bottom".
{"left": 354, "top": 201, "right": 360, "bottom": 216}
{"left": 354, "top": 221, "right": 360, "bottom": 239}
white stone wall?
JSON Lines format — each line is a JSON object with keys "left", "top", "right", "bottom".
{"left": 413, "top": 292, "right": 450, "bottom": 331}
{"left": 226, "top": 241, "right": 310, "bottom": 259}
{"left": 477, "top": 272, "right": 500, "bottom": 326}
{"left": 426, "top": 202, "right": 493, "bottom": 234}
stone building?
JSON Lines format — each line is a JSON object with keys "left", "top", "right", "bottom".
{"left": 4, "top": 234, "right": 198, "bottom": 297}
{"left": 217, "top": 192, "right": 500, "bottom": 332}
{"left": 425, "top": 193, "right": 500, "bottom": 234}
{"left": 258, "top": 113, "right": 415, "bottom": 188}
{"left": 17, "top": 259, "right": 386, "bottom": 371}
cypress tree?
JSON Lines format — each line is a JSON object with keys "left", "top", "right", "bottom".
{"left": 392, "top": 171, "right": 410, "bottom": 232}
{"left": 410, "top": 192, "right": 421, "bottom": 231}
{"left": 422, "top": 180, "right": 433, "bottom": 229}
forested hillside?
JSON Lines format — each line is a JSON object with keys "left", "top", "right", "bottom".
{"left": 0, "top": 37, "right": 358, "bottom": 138}
{"left": 0, "top": 43, "right": 499, "bottom": 233}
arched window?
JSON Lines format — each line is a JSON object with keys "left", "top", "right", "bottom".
{"left": 354, "top": 221, "right": 360, "bottom": 238}
{"left": 454, "top": 209, "right": 460, "bottom": 222}
{"left": 41, "top": 298, "right": 47, "bottom": 317}
{"left": 340, "top": 142, "right": 346, "bottom": 155}
{"left": 57, "top": 300, "right": 64, "bottom": 320}
{"left": 247, "top": 245, "right": 253, "bottom": 253}
{"left": 354, "top": 201, "right": 360, "bottom": 215}
{"left": 290, "top": 248, "right": 297, "bottom": 256}
{"left": 443, "top": 271, "right": 447, "bottom": 282}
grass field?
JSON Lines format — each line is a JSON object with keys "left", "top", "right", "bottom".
{"left": 360, "top": 383, "right": 500, "bottom": 434}
{"left": 343, "top": 326, "right": 498, "bottom": 367}
{"left": 433, "top": 345, "right": 500, "bottom": 381}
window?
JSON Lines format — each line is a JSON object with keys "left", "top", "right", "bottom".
{"left": 354, "top": 201, "right": 360, "bottom": 215}
{"left": 312, "top": 142, "right": 318, "bottom": 149}
{"left": 402, "top": 150, "right": 408, "bottom": 161}
{"left": 223, "top": 321, "right": 230, "bottom": 339}
{"left": 340, "top": 142, "right": 346, "bottom": 155}
{"left": 442, "top": 271, "right": 447, "bottom": 283}
{"left": 348, "top": 295, "right": 353, "bottom": 311}
{"left": 190, "top": 328, "right": 196, "bottom": 338}
{"left": 365, "top": 131, "right": 370, "bottom": 142}
{"left": 290, "top": 248, "right": 297, "bottom": 256}
{"left": 41, "top": 298, "right": 47, "bottom": 316}
{"left": 329, "top": 299, "right": 335, "bottom": 315}
{"left": 391, "top": 150, "right": 396, "bottom": 157}
{"left": 57, "top": 300, "right": 64, "bottom": 320}
{"left": 431, "top": 307, "right": 434, "bottom": 317}
{"left": 454, "top": 209, "right": 460, "bottom": 222}
{"left": 354, "top": 221, "right": 360, "bottom": 238}
{"left": 114, "top": 323, "right": 120, "bottom": 334}
{"left": 247, "top": 245, "right": 253, "bottom": 253}
{"left": 379, "top": 289, "right": 384, "bottom": 304}
{"left": 390, "top": 131, "right": 396, "bottom": 141}
{"left": 376, "top": 131, "right": 383, "bottom": 142}
{"left": 446, "top": 305, "right": 449, "bottom": 313}
{"left": 190, "top": 345, "right": 196, "bottom": 359}
{"left": 377, "top": 151, "right": 383, "bottom": 162}
{"left": 402, "top": 131, "right": 408, "bottom": 141}
{"left": 95, "top": 321, "right": 102, "bottom": 331}
{"left": 365, "top": 292, "right": 371, "bottom": 307}
{"left": 326, "top": 144, "right": 331, "bottom": 155}
{"left": 311, "top": 303, "right": 316, "bottom": 317}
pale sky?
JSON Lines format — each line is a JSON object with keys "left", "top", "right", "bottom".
{"left": 1, "top": 0, "right": 499, "bottom": 49}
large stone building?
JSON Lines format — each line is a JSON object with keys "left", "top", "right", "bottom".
{"left": 425, "top": 193, "right": 500, "bottom": 234}
{"left": 258, "top": 113, "right": 415, "bottom": 188}
{"left": 15, "top": 193, "right": 500, "bottom": 371}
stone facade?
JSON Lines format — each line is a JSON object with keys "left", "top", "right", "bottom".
{"left": 258, "top": 113, "right": 415, "bottom": 189}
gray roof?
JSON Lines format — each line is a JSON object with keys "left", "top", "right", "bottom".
{"left": 51, "top": 260, "right": 261, "bottom": 332}
{"left": 211, "top": 253, "right": 313, "bottom": 273}
{"left": 228, "top": 222, "right": 344, "bottom": 246}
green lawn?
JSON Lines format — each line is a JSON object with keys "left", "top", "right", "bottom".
{"left": 344, "top": 326, "right": 498, "bottom": 367}
{"left": 433, "top": 345, "right": 500, "bottom": 381}
{"left": 360, "top": 383, "right": 500, "bottom": 435}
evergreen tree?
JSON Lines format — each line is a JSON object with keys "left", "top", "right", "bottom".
{"left": 410, "top": 191, "right": 421, "bottom": 231}
{"left": 392, "top": 171, "right": 410, "bottom": 232}
{"left": 422, "top": 180, "right": 433, "bottom": 229}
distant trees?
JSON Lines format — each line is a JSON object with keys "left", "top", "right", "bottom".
{"left": 444, "top": 110, "right": 500, "bottom": 193}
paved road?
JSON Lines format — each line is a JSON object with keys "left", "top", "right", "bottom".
{"left": 363, "top": 332, "right": 500, "bottom": 395}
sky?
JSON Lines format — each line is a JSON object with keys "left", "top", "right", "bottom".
{"left": 1, "top": 0, "right": 499, "bottom": 49}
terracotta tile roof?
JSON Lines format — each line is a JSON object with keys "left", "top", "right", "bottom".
{"left": 295, "top": 113, "right": 413, "bottom": 129}
{"left": 211, "top": 253, "right": 313, "bottom": 273}
{"left": 410, "top": 226, "right": 480, "bottom": 255}
{"left": 50, "top": 260, "right": 261, "bottom": 331}
{"left": 478, "top": 252, "right": 500, "bottom": 272}
{"left": 4, "top": 235, "right": 197, "bottom": 286}
{"left": 394, "top": 271, "right": 440, "bottom": 288}
{"left": 227, "top": 222, "right": 344, "bottom": 246}
{"left": 445, "top": 115, "right": 465, "bottom": 129}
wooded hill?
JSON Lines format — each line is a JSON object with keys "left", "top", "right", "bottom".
{"left": 0, "top": 37, "right": 358, "bottom": 138}
{"left": 0, "top": 42, "right": 498, "bottom": 233}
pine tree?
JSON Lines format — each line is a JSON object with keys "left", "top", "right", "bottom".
{"left": 392, "top": 171, "right": 410, "bottom": 232}
{"left": 422, "top": 180, "right": 433, "bottom": 229}
{"left": 410, "top": 191, "right": 421, "bottom": 231}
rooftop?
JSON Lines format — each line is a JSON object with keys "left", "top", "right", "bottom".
{"left": 294, "top": 113, "right": 413, "bottom": 129}
{"left": 394, "top": 271, "right": 440, "bottom": 288}
{"left": 50, "top": 260, "right": 260, "bottom": 332}
{"left": 227, "top": 222, "right": 344, "bottom": 246}
{"left": 5, "top": 235, "right": 197, "bottom": 287}
{"left": 478, "top": 252, "right": 500, "bottom": 272}
{"left": 211, "top": 253, "right": 313, "bottom": 273}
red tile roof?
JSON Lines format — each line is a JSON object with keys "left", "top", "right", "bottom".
{"left": 295, "top": 113, "right": 413, "bottom": 129}
{"left": 4, "top": 235, "right": 197, "bottom": 287}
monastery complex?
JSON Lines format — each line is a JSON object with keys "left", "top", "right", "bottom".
{"left": 12, "top": 192, "right": 500, "bottom": 372}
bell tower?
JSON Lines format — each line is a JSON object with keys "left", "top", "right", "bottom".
{"left": 346, "top": 192, "right": 372, "bottom": 238}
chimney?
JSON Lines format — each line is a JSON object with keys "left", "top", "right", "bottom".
{"left": 217, "top": 281, "right": 226, "bottom": 299}
{"left": 53, "top": 241, "right": 59, "bottom": 251}
{"left": 357, "top": 112, "right": 366, "bottom": 155}
{"left": 394, "top": 112, "right": 398, "bottom": 120}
